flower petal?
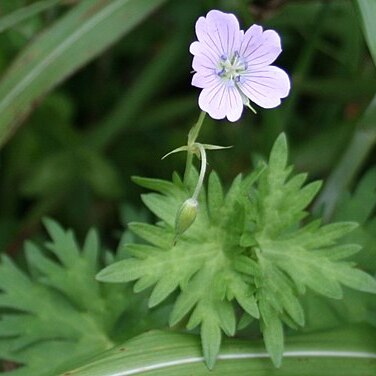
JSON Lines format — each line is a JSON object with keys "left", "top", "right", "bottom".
{"left": 240, "top": 25, "right": 282, "bottom": 68}
{"left": 225, "top": 86, "right": 244, "bottom": 122}
{"left": 238, "top": 65, "right": 291, "bottom": 109}
{"left": 191, "top": 71, "right": 218, "bottom": 89}
{"left": 190, "top": 41, "right": 217, "bottom": 71}
{"left": 191, "top": 54, "right": 215, "bottom": 73}
{"left": 194, "top": 10, "right": 242, "bottom": 60}
{"left": 198, "top": 82, "right": 244, "bottom": 122}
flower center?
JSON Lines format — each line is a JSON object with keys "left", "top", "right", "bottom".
{"left": 217, "top": 51, "right": 247, "bottom": 84}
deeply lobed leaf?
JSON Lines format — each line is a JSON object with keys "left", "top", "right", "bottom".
{"left": 0, "top": 220, "right": 163, "bottom": 376}
{"left": 97, "top": 133, "right": 376, "bottom": 368}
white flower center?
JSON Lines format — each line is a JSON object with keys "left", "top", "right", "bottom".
{"left": 217, "top": 51, "right": 247, "bottom": 84}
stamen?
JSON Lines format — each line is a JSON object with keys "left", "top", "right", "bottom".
{"left": 217, "top": 68, "right": 226, "bottom": 77}
{"left": 217, "top": 51, "right": 247, "bottom": 82}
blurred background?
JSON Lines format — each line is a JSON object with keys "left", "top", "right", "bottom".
{"left": 0, "top": 0, "right": 374, "bottom": 264}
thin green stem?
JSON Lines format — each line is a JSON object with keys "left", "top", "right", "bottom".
{"left": 183, "top": 152, "right": 194, "bottom": 186}
{"left": 188, "top": 111, "right": 206, "bottom": 145}
{"left": 192, "top": 143, "right": 207, "bottom": 200}
{"left": 183, "top": 111, "right": 206, "bottom": 184}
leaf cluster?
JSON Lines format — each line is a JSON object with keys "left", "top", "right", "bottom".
{"left": 301, "top": 168, "right": 376, "bottom": 331}
{"left": 0, "top": 219, "right": 164, "bottom": 376}
{"left": 97, "top": 134, "right": 376, "bottom": 368}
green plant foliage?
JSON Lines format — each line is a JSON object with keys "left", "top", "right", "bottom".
{"left": 0, "top": 219, "right": 166, "bottom": 376}
{"left": 0, "top": 0, "right": 60, "bottom": 34}
{"left": 301, "top": 168, "right": 376, "bottom": 331}
{"left": 0, "top": 0, "right": 168, "bottom": 147}
{"left": 333, "top": 168, "right": 376, "bottom": 271}
{"left": 65, "top": 325, "right": 376, "bottom": 376}
{"left": 354, "top": 0, "right": 376, "bottom": 66}
{"left": 97, "top": 134, "right": 376, "bottom": 368}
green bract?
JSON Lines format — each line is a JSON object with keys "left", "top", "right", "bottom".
{"left": 96, "top": 134, "right": 376, "bottom": 369}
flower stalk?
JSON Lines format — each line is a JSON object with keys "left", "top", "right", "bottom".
{"left": 175, "top": 142, "right": 208, "bottom": 240}
{"left": 184, "top": 111, "right": 206, "bottom": 184}
{"left": 191, "top": 143, "right": 207, "bottom": 200}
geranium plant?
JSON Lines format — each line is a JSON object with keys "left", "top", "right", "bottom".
{"left": 96, "top": 9, "right": 376, "bottom": 371}
{"left": 1, "top": 4, "right": 375, "bottom": 376}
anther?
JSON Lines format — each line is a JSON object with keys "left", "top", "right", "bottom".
{"left": 217, "top": 68, "right": 226, "bottom": 77}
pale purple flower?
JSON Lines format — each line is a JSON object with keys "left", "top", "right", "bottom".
{"left": 190, "top": 10, "right": 291, "bottom": 122}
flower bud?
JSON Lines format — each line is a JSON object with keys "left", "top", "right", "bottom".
{"left": 175, "top": 198, "right": 199, "bottom": 238}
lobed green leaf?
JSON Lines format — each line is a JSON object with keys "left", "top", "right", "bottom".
{"left": 201, "top": 317, "right": 222, "bottom": 370}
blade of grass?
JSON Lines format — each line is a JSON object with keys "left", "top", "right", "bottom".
{"left": 0, "top": 0, "right": 168, "bottom": 148}
{"left": 62, "top": 325, "right": 376, "bottom": 376}
{"left": 314, "top": 1, "right": 376, "bottom": 219}
{"left": 314, "top": 94, "right": 376, "bottom": 220}
{"left": 0, "top": 0, "right": 61, "bottom": 34}
{"left": 354, "top": 0, "right": 376, "bottom": 66}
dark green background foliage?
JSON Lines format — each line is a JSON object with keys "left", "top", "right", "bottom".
{"left": 0, "top": 0, "right": 375, "bottom": 375}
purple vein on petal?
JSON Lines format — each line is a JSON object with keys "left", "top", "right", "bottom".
{"left": 231, "top": 25, "right": 236, "bottom": 56}
{"left": 228, "top": 87, "right": 234, "bottom": 109}
{"left": 207, "top": 32, "right": 222, "bottom": 57}
{"left": 246, "top": 80, "right": 279, "bottom": 90}
{"left": 202, "top": 39, "right": 220, "bottom": 61}
{"left": 208, "top": 82, "right": 225, "bottom": 105}
{"left": 248, "top": 52, "right": 276, "bottom": 65}
{"left": 226, "top": 23, "right": 230, "bottom": 55}
{"left": 243, "top": 43, "right": 264, "bottom": 61}
{"left": 218, "top": 86, "right": 226, "bottom": 108}
{"left": 241, "top": 35, "right": 255, "bottom": 57}
{"left": 242, "top": 82, "right": 267, "bottom": 97}
{"left": 200, "top": 51, "right": 218, "bottom": 65}
{"left": 217, "top": 25, "right": 225, "bottom": 55}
